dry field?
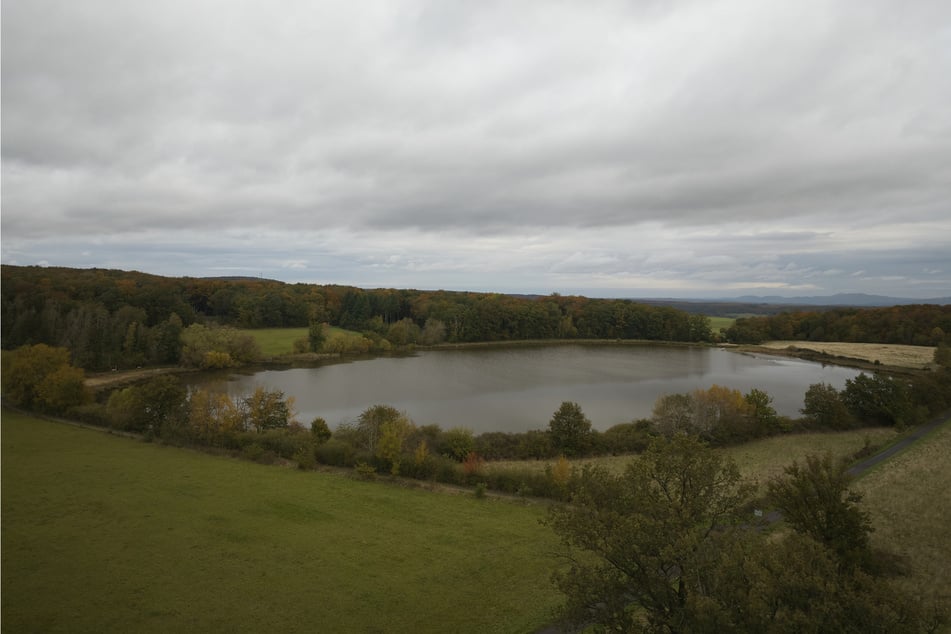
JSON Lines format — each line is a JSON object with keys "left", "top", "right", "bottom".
{"left": 854, "top": 418, "right": 951, "bottom": 621}
{"left": 759, "top": 341, "right": 936, "bottom": 369}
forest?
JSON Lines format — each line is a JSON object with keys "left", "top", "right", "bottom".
{"left": 2, "top": 264, "right": 711, "bottom": 371}
{"left": 726, "top": 304, "right": 951, "bottom": 346}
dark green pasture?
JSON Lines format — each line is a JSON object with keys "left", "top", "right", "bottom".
{"left": 1, "top": 411, "right": 561, "bottom": 633}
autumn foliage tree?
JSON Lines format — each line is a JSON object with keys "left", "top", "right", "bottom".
{"left": 650, "top": 385, "right": 769, "bottom": 444}
{"left": 2, "top": 344, "right": 89, "bottom": 413}
{"left": 355, "top": 404, "right": 404, "bottom": 454}
{"left": 376, "top": 413, "right": 416, "bottom": 475}
{"left": 188, "top": 389, "right": 244, "bottom": 444}
{"left": 243, "top": 386, "right": 295, "bottom": 432}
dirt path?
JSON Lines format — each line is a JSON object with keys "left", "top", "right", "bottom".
{"left": 847, "top": 410, "right": 950, "bottom": 477}
{"left": 84, "top": 367, "right": 193, "bottom": 391}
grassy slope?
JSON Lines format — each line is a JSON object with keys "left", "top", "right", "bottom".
{"left": 706, "top": 316, "right": 736, "bottom": 333}
{"left": 854, "top": 418, "right": 951, "bottom": 618}
{"left": 489, "top": 427, "right": 899, "bottom": 486}
{"left": 1, "top": 410, "right": 561, "bottom": 633}
{"left": 241, "top": 326, "right": 367, "bottom": 356}
{"left": 240, "top": 327, "right": 307, "bottom": 356}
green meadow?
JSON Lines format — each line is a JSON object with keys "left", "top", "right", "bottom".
{"left": 4, "top": 408, "right": 948, "bottom": 632}
{"left": 1, "top": 410, "right": 561, "bottom": 633}
{"left": 706, "top": 315, "right": 736, "bottom": 333}
{"left": 239, "top": 327, "right": 307, "bottom": 356}
{"left": 241, "top": 326, "right": 365, "bottom": 356}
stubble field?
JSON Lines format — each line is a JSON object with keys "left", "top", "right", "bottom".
{"left": 759, "top": 340, "right": 936, "bottom": 369}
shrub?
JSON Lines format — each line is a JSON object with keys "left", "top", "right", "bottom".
{"left": 310, "top": 417, "right": 332, "bottom": 444}
{"left": 517, "top": 429, "right": 555, "bottom": 460}
{"left": 354, "top": 461, "right": 377, "bottom": 480}
{"left": 313, "top": 439, "right": 352, "bottom": 467}
{"left": 433, "top": 456, "right": 464, "bottom": 485}
{"left": 473, "top": 431, "right": 521, "bottom": 460}
{"left": 68, "top": 403, "right": 110, "bottom": 427}
{"left": 597, "top": 420, "right": 651, "bottom": 455}
{"left": 294, "top": 445, "right": 317, "bottom": 470}
{"left": 441, "top": 427, "right": 475, "bottom": 461}
{"left": 481, "top": 467, "right": 552, "bottom": 497}
{"left": 241, "top": 443, "right": 277, "bottom": 464}
{"left": 201, "top": 350, "right": 235, "bottom": 369}
{"left": 548, "top": 456, "right": 573, "bottom": 491}
{"left": 462, "top": 451, "right": 485, "bottom": 478}
{"left": 245, "top": 429, "right": 308, "bottom": 459}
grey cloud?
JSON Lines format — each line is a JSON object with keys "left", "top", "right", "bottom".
{"left": 2, "top": 0, "right": 950, "bottom": 298}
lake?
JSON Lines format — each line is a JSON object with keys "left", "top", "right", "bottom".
{"left": 202, "top": 345, "right": 861, "bottom": 433}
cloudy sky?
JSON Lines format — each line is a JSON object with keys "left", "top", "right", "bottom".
{"left": 3, "top": 0, "right": 950, "bottom": 299}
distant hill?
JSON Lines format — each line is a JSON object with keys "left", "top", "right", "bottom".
{"left": 634, "top": 294, "right": 951, "bottom": 317}
{"left": 727, "top": 293, "right": 951, "bottom": 307}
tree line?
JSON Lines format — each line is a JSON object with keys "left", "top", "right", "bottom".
{"left": 2, "top": 265, "right": 711, "bottom": 371}
{"left": 725, "top": 304, "right": 951, "bottom": 346}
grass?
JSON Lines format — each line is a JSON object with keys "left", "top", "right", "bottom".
{"left": 240, "top": 326, "right": 366, "bottom": 356}
{"left": 239, "top": 327, "right": 307, "bottom": 356}
{"left": 854, "top": 418, "right": 951, "bottom": 619}
{"left": 488, "top": 427, "right": 900, "bottom": 492}
{"left": 758, "top": 341, "right": 936, "bottom": 369}
{"left": 1, "top": 410, "right": 562, "bottom": 633}
{"left": 706, "top": 316, "right": 736, "bottom": 333}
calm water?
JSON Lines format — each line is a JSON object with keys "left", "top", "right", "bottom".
{"left": 203, "top": 345, "right": 861, "bottom": 433}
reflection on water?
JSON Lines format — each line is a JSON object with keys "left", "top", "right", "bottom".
{"left": 196, "top": 345, "right": 860, "bottom": 433}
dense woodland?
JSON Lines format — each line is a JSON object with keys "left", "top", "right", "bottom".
{"left": 726, "top": 304, "right": 951, "bottom": 346}
{"left": 3, "top": 265, "right": 711, "bottom": 371}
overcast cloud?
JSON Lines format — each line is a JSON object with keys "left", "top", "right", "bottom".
{"left": 3, "top": 0, "right": 950, "bottom": 298}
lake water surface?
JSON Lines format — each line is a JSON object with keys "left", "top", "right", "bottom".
{"left": 205, "top": 345, "right": 861, "bottom": 433}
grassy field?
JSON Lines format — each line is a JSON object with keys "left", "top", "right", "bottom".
{"left": 855, "top": 418, "right": 951, "bottom": 619}
{"left": 241, "top": 326, "right": 366, "bottom": 356}
{"left": 706, "top": 316, "right": 736, "bottom": 333}
{"left": 1, "top": 410, "right": 562, "bottom": 633}
{"left": 488, "top": 427, "right": 900, "bottom": 490}
{"left": 240, "top": 327, "right": 308, "bottom": 356}
{"left": 759, "top": 340, "right": 936, "bottom": 369}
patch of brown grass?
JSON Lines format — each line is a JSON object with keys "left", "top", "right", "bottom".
{"left": 759, "top": 341, "right": 935, "bottom": 369}
{"left": 854, "top": 418, "right": 951, "bottom": 620}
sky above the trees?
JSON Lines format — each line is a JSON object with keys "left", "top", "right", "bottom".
{"left": 3, "top": 0, "right": 950, "bottom": 299}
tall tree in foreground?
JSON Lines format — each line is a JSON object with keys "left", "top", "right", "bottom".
{"left": 545, "top": 435, "right": 752, "bottom": 631}
{"left": 545, "top": 436, "right": 933, "bottom": 632}
{"left": 767, "top": 453, "right": 873, "bottom": 571}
